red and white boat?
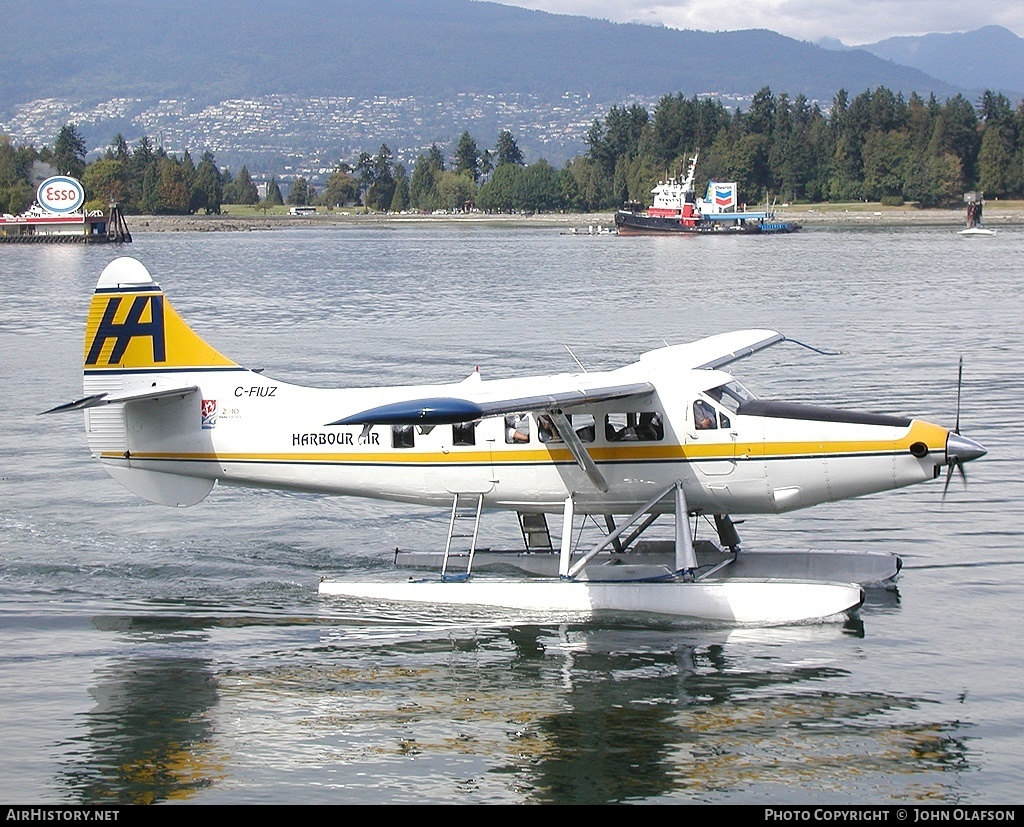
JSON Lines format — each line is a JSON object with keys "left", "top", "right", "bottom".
{"left": 614, "top": 152, "right": 800, "bottom": 236}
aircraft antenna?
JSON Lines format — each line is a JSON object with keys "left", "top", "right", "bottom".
{"left": 564, "top": 345, "right": 588, "bottom": 372}
{"left": 783, "top": 337, "right": 842, "bottom": 356}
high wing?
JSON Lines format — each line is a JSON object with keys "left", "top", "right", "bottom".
{"left": 329, "top": 381, "right": 654, "bottom": 426}
{"left": 640, "top": 329, "right": 785, "bottom": 372}
{"left": 331, "top": 330, "right": 787, "bottom": 427}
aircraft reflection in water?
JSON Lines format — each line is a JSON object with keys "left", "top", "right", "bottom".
{"left": 295, "top": 621, "right": 972, "bottom": 803}
{"left": 45, "top": 257, "right": 986, "bottom": 625}
{"left": 60, "top": 649, "right": 221, "bottom": 803}
{"left": 51, "top": 609, "right": 970, "bottom": 804}
{"left": 523, "top": 627, "right": 971, "bottom": 803}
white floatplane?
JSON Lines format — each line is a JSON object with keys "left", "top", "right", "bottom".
{"left": 45, "top": 257, "right": 987, "bottom": 625}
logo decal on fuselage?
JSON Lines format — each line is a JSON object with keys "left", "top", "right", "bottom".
{"left": 201, "top": 398, "right": 217, "bottom": 429}
{"left": 86, "top": 295, "right": 166, "bottom": 366}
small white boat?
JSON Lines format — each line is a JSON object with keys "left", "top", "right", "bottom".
{"left": 959, "top": 226, "right": 996, "bottom": 236}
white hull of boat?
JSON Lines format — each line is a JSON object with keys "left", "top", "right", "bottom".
{"left": 317, "top": 577, "right": 864, "bottom": 625}
{"left": 959, "top": 227, "right": 996, "bottom": 236}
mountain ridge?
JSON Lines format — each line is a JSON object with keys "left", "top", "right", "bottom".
{"left": 855, "top": 25, "right": 1024, "bottom": 99}
{"left": 1, "top": 0, "right": 973, "bottom": 114}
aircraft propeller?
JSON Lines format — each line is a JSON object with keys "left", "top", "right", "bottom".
{"left": 943, "top": 357, "right": 986, "bottom": 499}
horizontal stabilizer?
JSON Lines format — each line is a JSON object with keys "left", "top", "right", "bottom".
{"left": 42, "top": 384, "right": 199, "bottom": 415}
{"left": 329, "top": 382, "right": 654, "bottom": 426}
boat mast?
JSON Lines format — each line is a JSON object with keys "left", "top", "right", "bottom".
{"left": 681, "top": 151, "right": 699, "bottom": 196}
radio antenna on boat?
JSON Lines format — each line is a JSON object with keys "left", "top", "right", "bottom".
{"left": 564, "top": 344, "right": 588, "bottom": 372}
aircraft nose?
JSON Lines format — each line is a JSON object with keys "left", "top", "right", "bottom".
{"left": 947, "top": 432, "right": 987, "bottom": 464}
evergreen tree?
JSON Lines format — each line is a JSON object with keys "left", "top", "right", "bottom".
{"left": 940, "top": 95, "right": 981, "bottom": 187}
{"left": 265, "top": 177, "right": 284, "bottom": 206}
{"left": 494, "top": 130, "right": 524, "bottom": 167}
{"left": 479, "top": 149, "right": 494, "bottom": 179}
{"left": 107, "top": 134, "right": 130, "bottom": 163}
{"left": 192, "top": 151, "right": 223, "bottom": 214}
{"left": 229, "top": 165, "right": 259, "bottom": 205}
{"left": 454, "top": 131, "right": 480, "bottom": 182}
{"left": 365, "top": 144, "right": 395, "bottom": 211}
{"left": 139, "top": 162, "right": 160, "bottom": 214}
{"left": 287, "top": 176, "right": 310, "bottom": 206}
{"left": 0, "top": 135, "right": 35, "bottom": 214}
{"left": 978, "top": 123, "right": 1020, "bottom": 197}
{"left": 53, "top": 124, "right": 87, "bottom": 179}
{"left": 390, "top": 163, "right": 410, "bottom": 212}
{"left": 410, "top": 145, "right": 444, "bottom": 211}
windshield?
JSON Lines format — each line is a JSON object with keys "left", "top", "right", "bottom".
{"left": 705, "top": 380, "right": 756, "bottom": 413}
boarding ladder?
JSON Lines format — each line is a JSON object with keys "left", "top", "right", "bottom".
{"left": 441, "top": 493, "right": 484, "bottom": 580}
{"left": 517, "top": 512, "right": 553, "bottom": 551}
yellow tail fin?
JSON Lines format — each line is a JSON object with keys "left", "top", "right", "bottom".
{"left": 84, "top": 257, "right": 237, "bottom": 373}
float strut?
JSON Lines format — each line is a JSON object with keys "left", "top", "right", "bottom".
{"left": 674, "top": 482, "right": 698, "bottom": 577}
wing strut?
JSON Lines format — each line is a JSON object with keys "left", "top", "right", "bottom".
{"left": 547, "top": 409, "right": 607, "bottom": 492}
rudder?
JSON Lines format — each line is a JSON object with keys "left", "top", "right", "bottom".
{"left": 84, "top": 257, "right": 237, "bottom": 374}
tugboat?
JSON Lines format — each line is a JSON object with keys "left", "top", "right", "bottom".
{"left": 614, "top": 152, "right": 800, "bottom": 236}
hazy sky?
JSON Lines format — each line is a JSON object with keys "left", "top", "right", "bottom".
{"left": 484, "top": 0, "right": 1024, "bottom": 44}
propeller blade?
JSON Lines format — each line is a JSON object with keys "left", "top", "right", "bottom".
{"left": 955, "top": 356, "right": 963, "bottom": 435}
{"left": 942, "top": 459, "right": 970, "bottom": 501}
{"left": 943, "top": 462, "right": 955, "bottom": 499}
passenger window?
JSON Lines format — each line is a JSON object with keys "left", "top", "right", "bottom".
{"left": 694, "top": 400, "right": 717, "bottom": 430}
{"left": 605, "top": 413, "right": 631, "bottom": 441}
{"left": 605, "top": 412, "right": 664, "bottom": 441}
{"left": 637, "top": 412, "right": 664, "bottom": 440}
{"left": 719, "top": 412, "right": 731, "bottom": 429}
{"left": 537, "top": 414, "right": 561, "bottom": 443}
{"left": 571, "top": 413, "right": 596, "bottom": 443}
{"left": 505, "top": 413, "right": 530, "bottom": 444}
{"left": 452, "top": 421, "right": 476, "bottom": 446}
{"left": 392, "top": 424, "right": 415, "bottom": 448}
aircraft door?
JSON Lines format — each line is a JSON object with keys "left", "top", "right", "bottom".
{"left": 688, "top": 397, "right": 736, "bottom": 477}
{"left": 431, "top": 421, "right": 495, "bottom": 495}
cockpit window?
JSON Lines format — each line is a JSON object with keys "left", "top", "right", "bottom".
{"left": 693, "top": 400, "right": 717, "bottom": 430}
{"left": 707, "top": 381, "right": 756, "bottom": 413}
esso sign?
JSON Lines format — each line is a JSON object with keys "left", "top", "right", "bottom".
{"left": 38, "top": 176, "right": 85, "bottom": 214}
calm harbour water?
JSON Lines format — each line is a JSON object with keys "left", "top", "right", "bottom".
{"left": 0, "top": 222, "right": 1021, "bottom": 805}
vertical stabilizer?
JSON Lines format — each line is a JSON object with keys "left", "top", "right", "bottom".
{"left": 84, "top": 257, "right": 237, "bottom": 374}
{"left": 77, "top": 257, "right": 239, "bottom": 506}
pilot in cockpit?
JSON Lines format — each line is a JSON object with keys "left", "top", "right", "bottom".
{"left": 694, "top": 399, "right": 717, "bottom": 430}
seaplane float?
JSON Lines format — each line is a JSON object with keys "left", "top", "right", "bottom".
{"left": 44, "top": 257, "right": 986, "bottom": 625}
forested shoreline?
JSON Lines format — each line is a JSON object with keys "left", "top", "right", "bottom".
{"left": 3, "top": 85, "right": 1023, "bottom": 217}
